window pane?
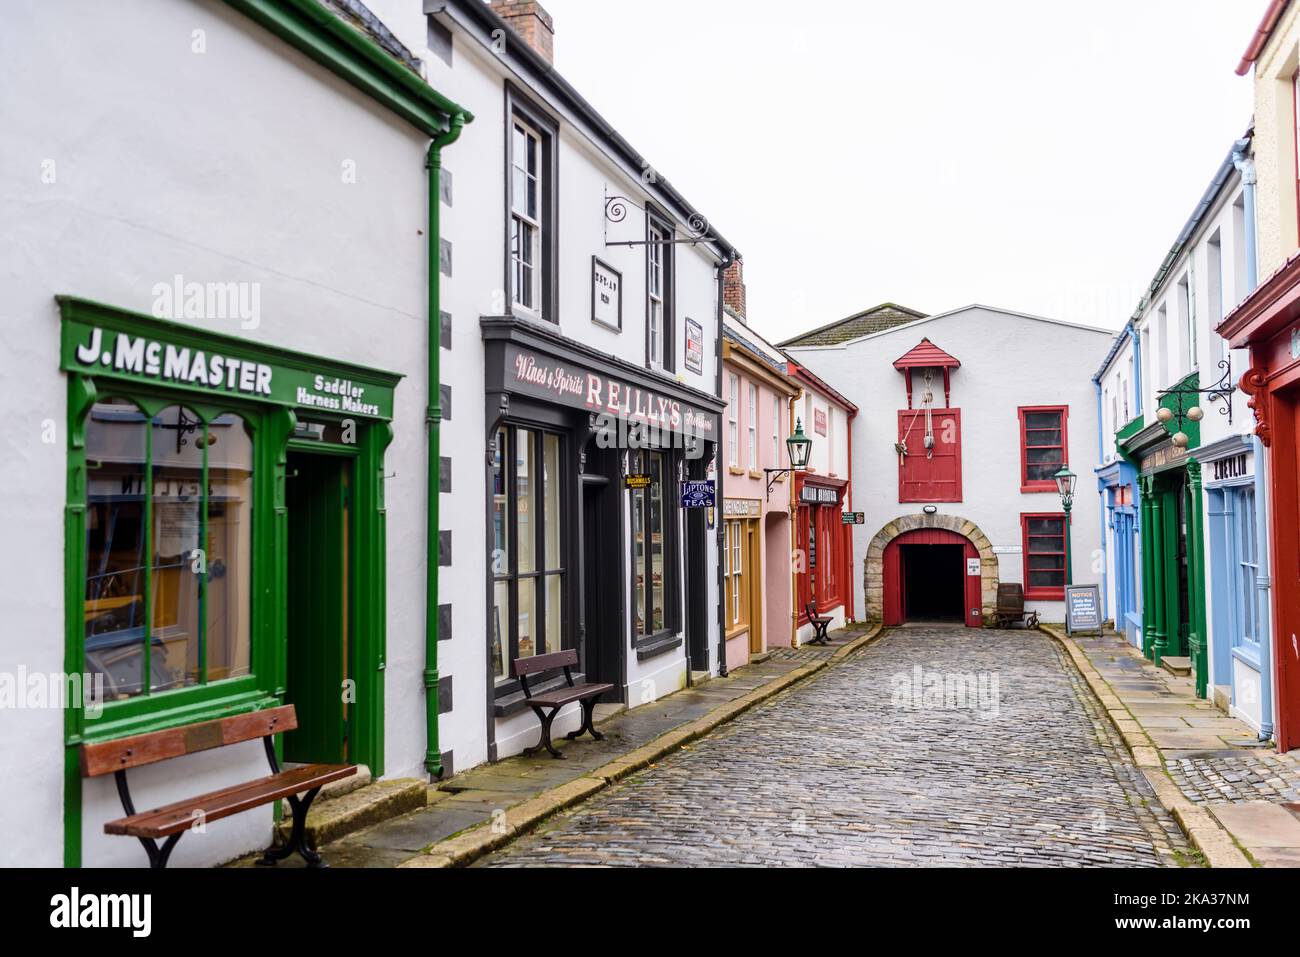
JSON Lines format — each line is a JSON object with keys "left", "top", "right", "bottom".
{"left": 1026, "top": 463, "right": 1060, "bottom": 482}
{"left": 492, "top": 428, "right": 509, "bottom": 572}
{"left": 204, "top": 413, "right": 253, "bottom": 683}
{"left": 516, "top": 429, "right": 535, "bottom": 574}
{"left": 493, "top": 580, "right": 509, "bottom": 681}
{"left": 545, "top": 574, "right": 562, "bottom": 658}
{"left": 1025, "top": 412, "right": 1062, "bottom": 430}
{"left": 512, "top": 167, "right": 528, "bottom": 217}
{"left": 151, "top": 406, "right": 203, "bottom": 692}
{"left": 1028, "top": 517, "right": 1064, "bottom": 537}
{"left": 544, "top": 433, "right": 561, "bottom": 570}
{"left": 633, "top": 484, "right": 646, "bottom": 635}
{"left": 84, "top": 399, "right": 148, "bottom": 701}
{"left": 1027, "top": 447, "right": 1063, "bottom": 465}
{"left": 650, "top": 454, "right": 666, "bottom": 632}
{"left": 517, "top": 578, "right": 536, "bottom": 662}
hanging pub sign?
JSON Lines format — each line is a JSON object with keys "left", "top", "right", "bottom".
{"left": 684, "top": 318, "right": 704, "bottom": 375}
{"left": 591, "top": 257, "right": 622, "bottom": 331}
{"left": 503, "top": 343, "right": 718, "bottom": 439}
{"left": 625, "top": 474, "right": 653, "bottom": 490}
{"left": 841, "top": 512, "right": 865, "bottom": 525}
{"left": 680, "top": 479, "right": 715, "bottom": 508}
{"left": 1065, "top": 585, "right": 1103, "bottom": 636}
{"left": 60, "top": 299, "right": 398, "bottom": 420}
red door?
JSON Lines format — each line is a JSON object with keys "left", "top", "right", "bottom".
{"left": 1271, "top": 385, "right": 1300, "bottom": 751}
{"left": 883, "top": 529, "right": 981, "bottom": 629}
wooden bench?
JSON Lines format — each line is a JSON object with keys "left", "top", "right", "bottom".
{"left": 805, "top": 601, "right": 834, "bottom": 645}
{"left": 81, "top": 705, "right": 355, "bottom": 868}
{"left": 513, "top": 650, "right": 613, "bottom": 760}
{"left": 993, "top": 583, "right": 1040, "bottom": 630}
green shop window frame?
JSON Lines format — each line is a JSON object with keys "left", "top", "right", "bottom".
{"left": 59, "top": 297, "right": 400, "bottom": 867}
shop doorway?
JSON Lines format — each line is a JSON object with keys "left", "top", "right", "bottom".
{"left": 900, "top": 544, "right": 965, "bottom": 622}
{"left": 284, "top": 451, "right": 353, "bottom": 765}
{"left": 883, "top": 528, "right": 982, "bottom": 628}
{"left": 581, "top": 446, "right": 625, "bottom": 701}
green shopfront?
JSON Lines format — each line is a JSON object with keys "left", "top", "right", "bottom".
{"left": 1121, "top": 379, "right": 1209, "bottom": 698}
{"left": 60, "top": 298, "right": 400, "bottom": 866}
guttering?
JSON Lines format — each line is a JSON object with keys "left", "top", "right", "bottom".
{"left": 224, "top": 0, "right": 473, "bottom": 135}
{"left": 424, "top": 113, "right": 467, "bottom": 778}
{"left": 440, "top": 0, "right": 737, "bottom": 263}
{"left": 1091, "top": 321, "right": 1133, "bottom": 385}
{"left": 1237, "top": 0, "right": 1291, "bottom": 75}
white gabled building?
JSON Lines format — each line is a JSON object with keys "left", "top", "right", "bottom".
{"left": 785, "top": 306, "right": 1111, "bottom": 629}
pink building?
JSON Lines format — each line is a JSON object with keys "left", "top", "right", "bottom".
{"left": 720, "top": 269, "right": 802, "bottom": 671}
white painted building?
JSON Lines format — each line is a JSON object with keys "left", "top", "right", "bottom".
{"left": 1, "top": 0, "right": 735, "bottom": 868}
{"left": 786, "top": 306, "right": 1111, "bottom": 628}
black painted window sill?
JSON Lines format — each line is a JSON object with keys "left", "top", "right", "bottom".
{"left": 635, "top": 632, "right": 683, "bottom": 662}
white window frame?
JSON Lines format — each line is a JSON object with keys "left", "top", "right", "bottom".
{"left": 728, "top": 374, "right": 739, "bottom": 467}
{"left": 510, "top": 117, "right": 542, "bottom": 315}
{"left": 648, "top": 223, "right": 666, "bottom": 369}
{"left": 747, "top": 384, "right": 758, "bottom": 472}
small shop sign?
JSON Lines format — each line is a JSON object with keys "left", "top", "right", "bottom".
{"left": 800, "top": 486, "right": 839, "bottom": 505}
{"left": 625, "top": 474, "right": 653, "bottom": 490}
{"left": 966, "top": 558, "right": 981, "bottom": 577}
{"left": 1211, "top": 453, "right": 1251, "bottom": 482}
{"left": 841, "top": 512, "right": 865, "bottom": 525}
{"left": 61, "top": 302, "right": 397, "bottom": 420}
{"left": 723, "top": 498, "right": 761, "bottom": 519}
{"left": 1065, "top": 585, "right": 1103, "bottom": 636}
{"left": 680, "top": 480, "right": 715, "bottom": 508}
{"left": 591, "top": 257, "right": 622, "bottom": 331}
{"left": 814, "top": 408, "right": 827, "bottom": 436}
{"left": 684, "top": 318, "right": 704, "bottom": 375}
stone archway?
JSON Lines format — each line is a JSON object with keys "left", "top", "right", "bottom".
{"left": 863, "top": 514, "right": 1000, "bottom": 624}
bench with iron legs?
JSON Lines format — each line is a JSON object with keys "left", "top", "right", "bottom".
{"left": 993, "top": 583, "right": 1040, "bottom": 630}
{"left": 513, "top": 650, "right": 613, "bottom": 760}
{"left": 805, "top": 601, "right": 834, "bottom": 645}
{"left": 80, "top": 705, "right": 355, "bottom": 868}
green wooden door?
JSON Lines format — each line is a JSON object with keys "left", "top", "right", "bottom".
{"left": 284, "top": 453, "right": 351, "bottom": 764}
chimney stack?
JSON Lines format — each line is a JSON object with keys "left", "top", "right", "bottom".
{"left": 488, "top": 1, "right": 555, "bottom": 65}
{"left": 723, "top": 259, "right": 747, "bottom": 320}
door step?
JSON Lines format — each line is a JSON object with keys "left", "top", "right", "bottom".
{"left": 277, "top": 776, "right": 427, "bottom": 848}
{"left": 690, "top": 670, "right": 712, "bottom": 686}
{"left": 1161, "top": 656, "right": 1193, "bottom": 678}
{"left": 748, "top": 652, "right": 773, "bottom": 665}
{"left": 1212, "top": 684, "right": 1233, "bottom": 715}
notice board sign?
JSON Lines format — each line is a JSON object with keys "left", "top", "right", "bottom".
{"left": 625, "top": 474, "right": 652, "bottom": 490}
{"left": 1066, "top": 585, "right": 1103, "bottom": 635}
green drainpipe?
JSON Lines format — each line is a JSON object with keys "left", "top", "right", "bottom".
{"left": 425, "top": 114, "right": 466, "bottom": 778}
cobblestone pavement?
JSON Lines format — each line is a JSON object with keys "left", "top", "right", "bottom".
{"left": 479, "top": 625, "right": 1196, "bottom": 867}
{"left": 1167, "top": 753, "right": 1300, "bottom": 805}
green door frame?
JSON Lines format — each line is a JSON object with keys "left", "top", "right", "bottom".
{"left": 61, "top": 298, "right": 398, "bottom": 867}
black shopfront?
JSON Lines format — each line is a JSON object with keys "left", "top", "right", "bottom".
{"left": 482, "top": 316, "right": 723, "bottom": 760}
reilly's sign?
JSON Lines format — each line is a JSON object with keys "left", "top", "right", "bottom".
{"left": 506, "top": 344, "right": 718, "bottom": 439}
{"left": 59, "top": 300, "right": 398, "bottom": 420}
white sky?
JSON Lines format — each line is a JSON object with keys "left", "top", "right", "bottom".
{"left": 539, "top": 0, "right": 1262, "bottom": 341}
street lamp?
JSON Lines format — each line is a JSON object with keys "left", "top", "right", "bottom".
{"left": 764, "top": 418, "right": 813, "bottom": 501}
{"left": 1054, "top": 466, "right": 1077, "bottom": 587}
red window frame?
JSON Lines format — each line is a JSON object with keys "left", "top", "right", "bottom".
{"left": 795, "top": 494, "right": 847, "bottom": 622}
{"left": 1019, "top": 405, "right": 1068, "bottom": 493}
{"left": 1021, "top": 512, "right": 1066, "bottom": 600}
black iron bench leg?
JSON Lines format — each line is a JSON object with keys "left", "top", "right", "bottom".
{"left": 566, "top": 698, "right": 604, "bottom": 743}
{"left": 524, "top": 706, "right": 565, "bottom": 759}
{"left": 258, "top": 786, "right": 325, "bottom": 867}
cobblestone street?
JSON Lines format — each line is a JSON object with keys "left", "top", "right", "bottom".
{"left": 479, "top": 625, "right": 1195, "bottom": 867}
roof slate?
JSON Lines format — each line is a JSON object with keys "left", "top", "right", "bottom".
{"left": 779, "top": 303, "right": 927, "bottom": 347}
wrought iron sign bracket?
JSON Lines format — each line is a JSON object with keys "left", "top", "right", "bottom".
{"left": 1155, "top": 357, "right": 1235, "bottom": 428}
{"left": 763, "top": 467, "right": 804, "bottom": 502}
{"left": 604, "top": 193, "right": 713, "bottom": 248}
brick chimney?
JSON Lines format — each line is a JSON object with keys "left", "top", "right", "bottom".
{"left": 723, "top": 259, "right": 747, "bottom": 320}
{"left": 489, "top": 1, "right": 555, "bottom": 65}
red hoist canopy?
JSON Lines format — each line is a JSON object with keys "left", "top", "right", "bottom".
{"left": 893, "top": 338, "right": 960, "bottom": 408}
